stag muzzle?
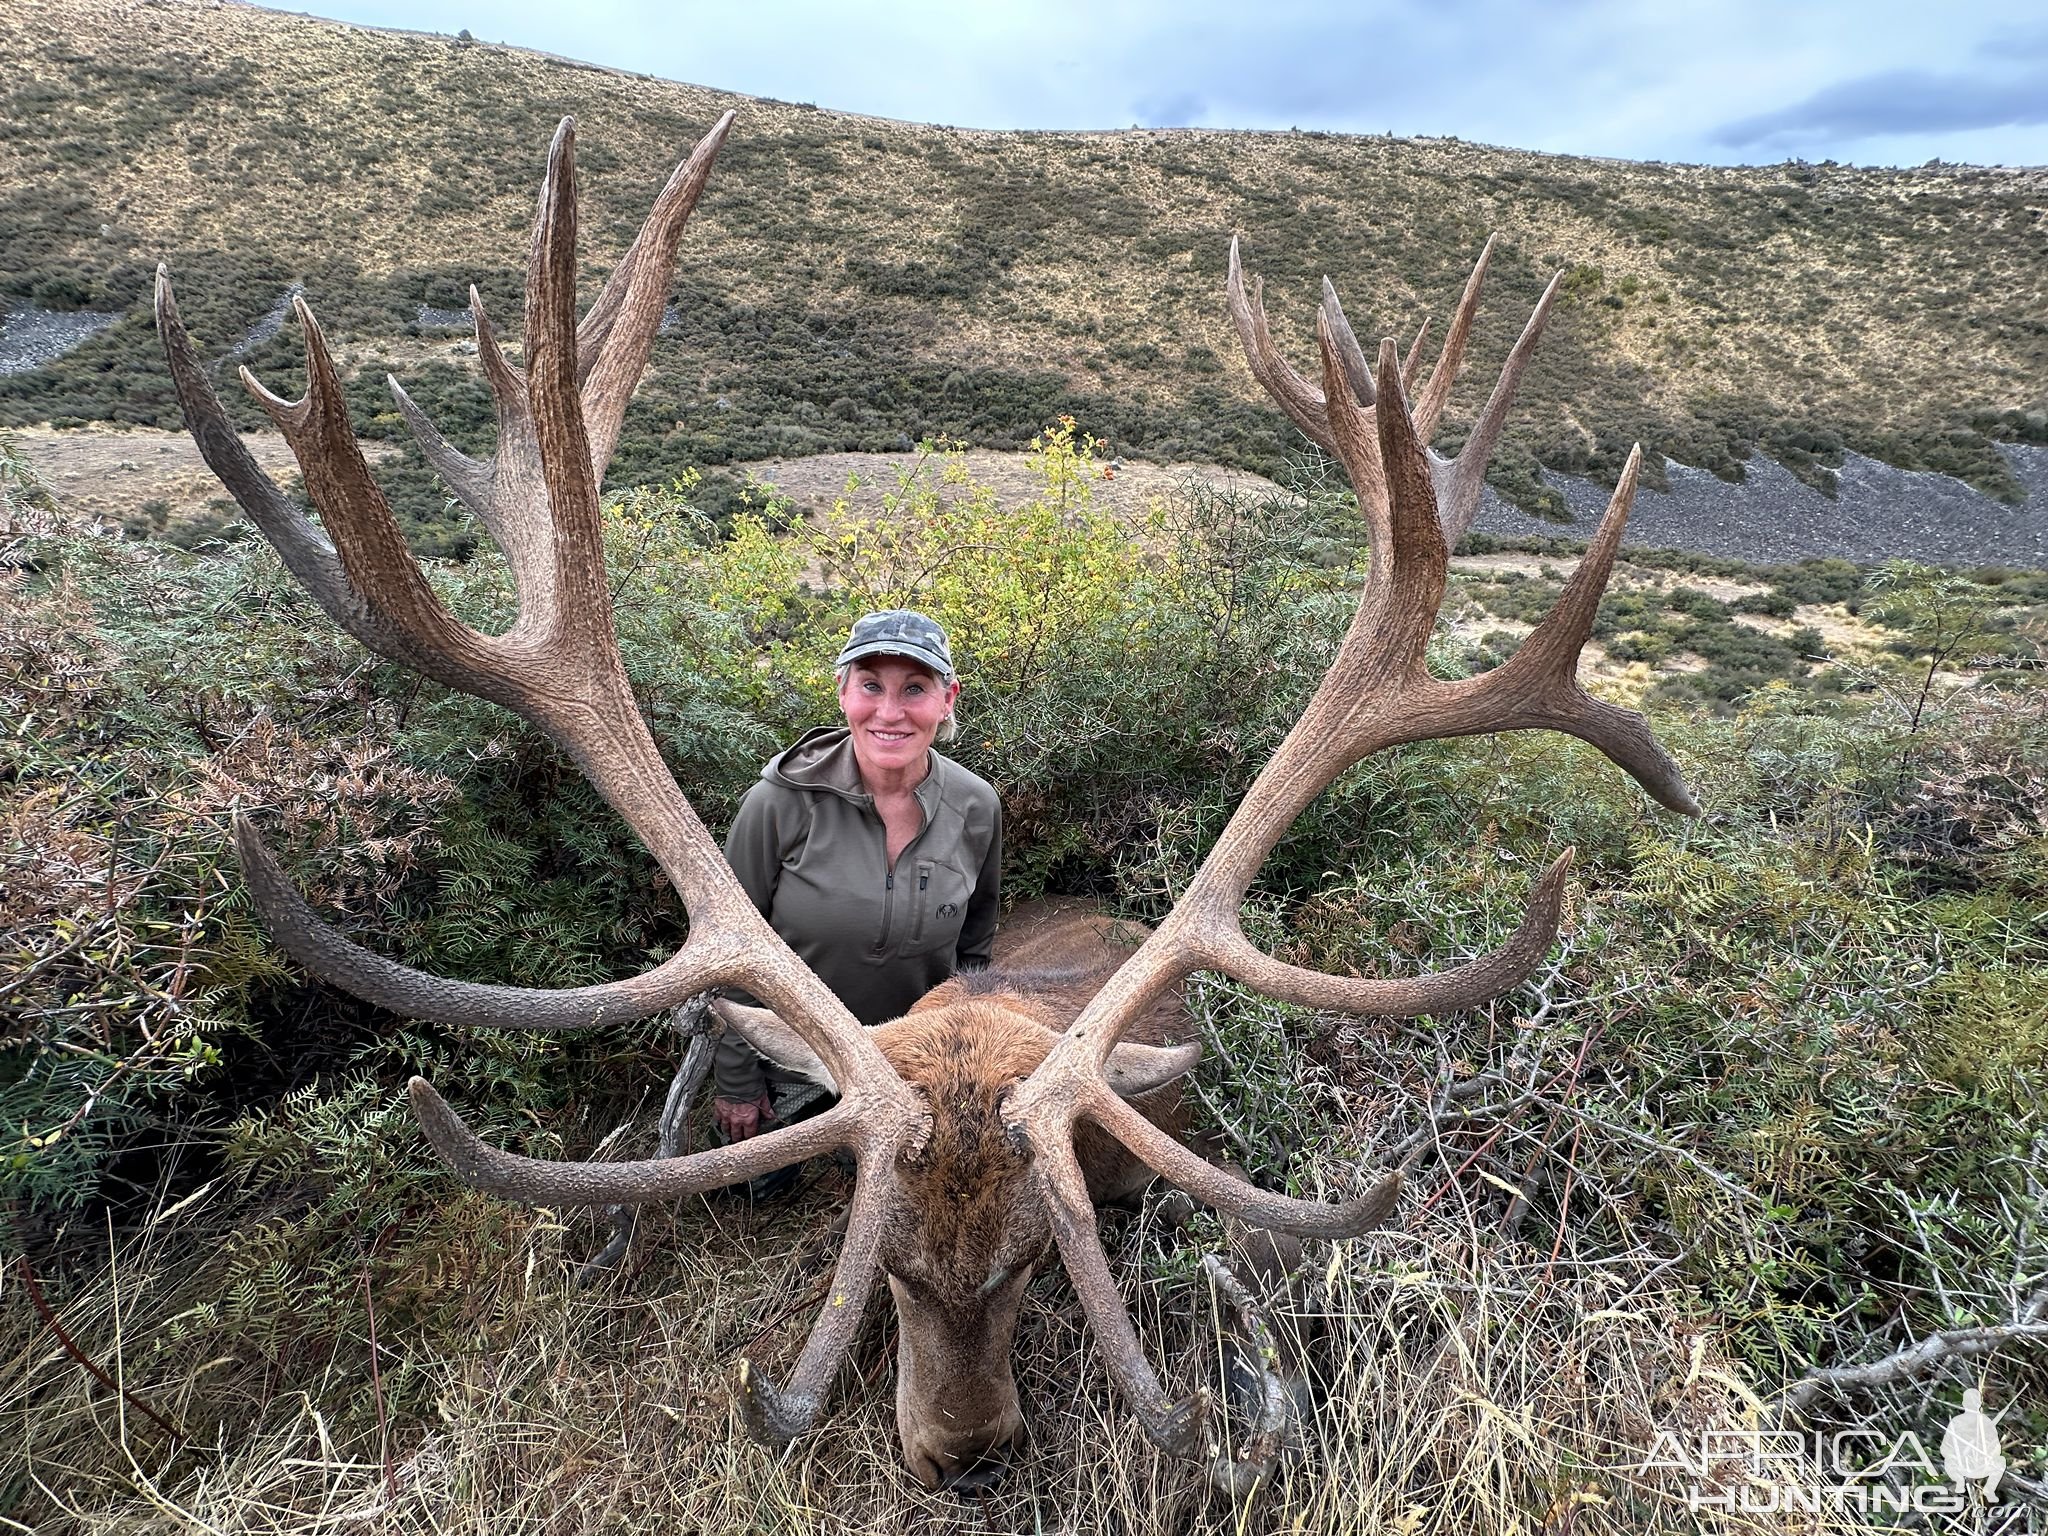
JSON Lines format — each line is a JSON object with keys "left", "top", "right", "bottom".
{"left": 889, "top": 1270, "right": 1031, "bottom": 1490}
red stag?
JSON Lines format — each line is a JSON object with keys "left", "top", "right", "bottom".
{"left": 155, "top": 114, "right": 1696, "bottom": 1489}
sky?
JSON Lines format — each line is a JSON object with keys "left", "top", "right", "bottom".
{"left": 257, "top": 0, "right": 2048, "bottom": 168}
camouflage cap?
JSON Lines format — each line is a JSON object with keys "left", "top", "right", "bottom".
{"left": 834, "top": 609, "right": 955, "bottom": 678}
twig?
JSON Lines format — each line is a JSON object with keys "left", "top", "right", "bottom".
{"left": 1413, "top": 1124, "right": 1510, "bottom": 1216}
{"left": 15, "top": 1254, "right": 185, "bottom": 1443}
{"left": 1780, "top": 1320, "right": 2048, "bottom": 1413}
{"left": 574, "top": 996, "right": 720, "bottom": 1287}
{"left": 659, "top": 994, "right": 722, "bottom": 1159}
{"left": 1202, "top": 1253, "right": 1287, "bottom": 1499}
{"left": 1531, "top": 1096, "right": 1765, "bottom": 1207}
{"left": 1501, "top": 1020, "right": 1604, "bottom": 1238}
{"left": 1540, "top": 1122, "right": 1583, "bottom": 1286}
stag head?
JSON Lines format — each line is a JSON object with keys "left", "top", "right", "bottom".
{"left": 721, "top": 951, "right": 1200, "bottom": 1483}
{"left": 157, "top": 115, "right": 1696, "bottom": 1489}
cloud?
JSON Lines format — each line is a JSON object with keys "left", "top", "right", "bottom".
{"left": 249, "top": 0, "right": 2048, "bottom": 166}
{"left": 1975, "top": 23, "right": 2048, "bottom": 60}
{"left": 1713, "top": 62, "right": 2048, "bottom": 148}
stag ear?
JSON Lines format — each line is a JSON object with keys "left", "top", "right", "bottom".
{"left": 712, "top": 998, "right": 836, "bottom": 1090}
{"left": 1104, "top": 1040, "right": 1201, "bottom": 1098}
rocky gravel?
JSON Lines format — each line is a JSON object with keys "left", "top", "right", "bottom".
{"left": 1467, "top": 444, "right": 2048, "bottom": 569}
{"left": 760, "top": 443, "right": 2048, "bottom": 571}
{"left": 0, "top": 304, "right": 121, "bottom": 376}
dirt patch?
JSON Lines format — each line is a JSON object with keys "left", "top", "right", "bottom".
{"left": 1448, "top": 553, "right": 1558, "bottom": 579}
{"left": 1738, "top": 603, "right": 1881, "bottom": 657}
{"left": 16, "top": 427, "right": 1280, "bottom": 538}
{"left": 1450, "top": 552, "right": 1773, "bottom": 603}
{"left": 12, "top": 423, "right": 395, "bottom": 534}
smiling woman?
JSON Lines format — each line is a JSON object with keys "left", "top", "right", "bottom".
{"left": 710, "top": 609, "right": 1002, "bottom": 1147}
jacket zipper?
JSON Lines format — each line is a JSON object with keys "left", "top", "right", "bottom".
{"left": 909, "top": 861, "right": 933, "bottom": 944}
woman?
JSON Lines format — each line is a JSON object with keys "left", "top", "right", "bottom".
{"left": 711, "top": 609, "right": 1002, "bottom": 1141}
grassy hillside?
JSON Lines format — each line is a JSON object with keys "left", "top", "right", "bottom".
{"left": 2, "top": 0, "right": 2046, "bottom": 553}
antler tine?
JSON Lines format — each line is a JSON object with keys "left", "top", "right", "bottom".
{"left": 1411, "top": 232, "right": 1495, "bottom": 441}
{"left": 1226, "top": 236, "right": 1338, "bottom": 457}
{"left": 408, "top": 1076, "right": 864, "bottom": 1204}
{"left": 238, "top": 296, "right": 502, "bottom": 694}
{"left": 388, "top": 375, "right": 493, "bottom": 518}
{"left": 735, "top": 1154, "right": 895, "bottom": 1446}
{"left": 393, "top": 278, "right": 558, "bottom": 610}
{"left": 1036, "top": 1138, "right": 1211, "bottom": 1460}
{"left": 1231, "top": 236, "right": 1563, "bottom": 549}
{"left": 577, "top": 110, "right": 735, "bottom": 475}
{"left": 1318, "top": 276, "right": 1375, "bottom": 407}
{"left": 233, "top": 817, "right": 742, "bottom": 1028}
{"left": 154, "top": 265, "right": 402, "bottom": 658}
{"left": 523, "top": 117, "right": 611, "bottom": 664}
{"left": 1083, "top": 1092, "right": 1404, "bottom": 1237}
{"left": 410, "top": 1071, "right": 907, "bottom": 1445}
{"left": 1464, "top": 447, "right": 1701, "bottom": 814}
{"left": 1311, "top": 308, "right": 1393, "bottom": 553}
{"left": 1430, "top": 268, "right": 1561, "bottom": 542}
{"left": 1402, "top": 318, "right": 1430, "bottom": 392}
{"left": 1202, "top": 850, "right": 1574, "bottom": 1016}
{"left": 386, "top": 288, "right": 530, "bottom": 553}
{"left": 1341, "top": 334, "right": 1445, "bottom": 646}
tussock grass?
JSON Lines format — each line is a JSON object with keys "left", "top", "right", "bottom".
{"left": 7, "top": 1159, "right": 1824, "bottom": 1535}
{"left": 4, "top": 0, "right": 2045, "bottom": 538}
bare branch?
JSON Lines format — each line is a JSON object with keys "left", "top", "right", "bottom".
{"left": 1781, "top": 1321, "right": 2048, "bottom": 1414}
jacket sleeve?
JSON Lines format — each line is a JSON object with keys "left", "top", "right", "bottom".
{"left": 957, "top": 795, "right": 1001, "bottom": 972}
{"left": 713, "top": 782, "right": 784, "bottom": 1103}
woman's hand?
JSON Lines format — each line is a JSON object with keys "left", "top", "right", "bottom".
{"left": 714, "top": 1091, "right": 778, "bottom": 1141}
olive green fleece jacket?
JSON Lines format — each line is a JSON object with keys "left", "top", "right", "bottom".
{"left": 710, "top": 726, "right": 1001, "bottom": 1103}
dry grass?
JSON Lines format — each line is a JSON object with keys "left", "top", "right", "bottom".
{"left": 8, "top": 1155, "right": 1848, "bottom": 1535}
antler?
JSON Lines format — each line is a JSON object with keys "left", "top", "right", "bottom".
{"left": 158, "top": 115, "right": 923, "bottom": 1441}
{"left": 1014, "top": 239, "right": 1699, "bottom": 1460}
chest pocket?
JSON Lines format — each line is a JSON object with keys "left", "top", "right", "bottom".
{"left": 907, "top": 858, "right": 974, "bottom": 952}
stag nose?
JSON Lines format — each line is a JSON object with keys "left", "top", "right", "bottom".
{"left": 927, "top": 1436, "right": 1019, "bottom": 1494}
{"left": 908, "top": 1418, "right": 1025, "bottom": 1493}
{"left": 937, "top": 1447, "right": 1012, "bottom": 1494}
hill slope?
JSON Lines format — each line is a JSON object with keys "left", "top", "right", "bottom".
{"left": 3, "top": 0, "right": 2045, "bottom": 550}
